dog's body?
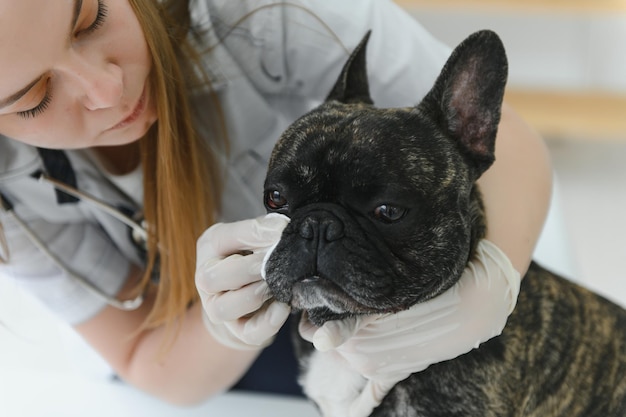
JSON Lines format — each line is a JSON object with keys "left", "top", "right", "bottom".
{"left": 262, "top": 30, "right": 626, "bottom": 416}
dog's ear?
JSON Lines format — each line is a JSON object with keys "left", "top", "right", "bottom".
{"left": 326, "top": 31, "right": 374, "bottom": 105}
{"left": 423, "top": 30, "right": 508, "bottom": 176}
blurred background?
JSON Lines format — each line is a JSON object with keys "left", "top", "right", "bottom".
{"left": 1, "top": 1, "right": 625, "bottom": 415}
{"left": 399, "top": 0, "right": 626, "bottom": 306}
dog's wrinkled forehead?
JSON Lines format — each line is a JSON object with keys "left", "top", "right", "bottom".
{"left": 269, "top": 101, "right": 468, "bottom": 194}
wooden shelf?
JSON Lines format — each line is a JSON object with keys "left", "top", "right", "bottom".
{"left": 504, "top": 89, "right": 626, "bottom": 141}
{"left": 395, "top": 0, "right": 626, "bottom": 14}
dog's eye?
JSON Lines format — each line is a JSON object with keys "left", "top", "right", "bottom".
{"left": 373, "top": 204, "right": 407, "bottom": 223}
{"left": 265, "top": 190, "right": 289, "bottom": 211}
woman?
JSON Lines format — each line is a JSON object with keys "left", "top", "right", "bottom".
{"left": 0, "top": 0, "right": 551, "bottom": 415}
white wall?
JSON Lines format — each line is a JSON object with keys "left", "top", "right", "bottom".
{"left": 409, "top": 9, "right": 626, "bottom": 92}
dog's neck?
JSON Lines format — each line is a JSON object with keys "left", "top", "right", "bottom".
{"left": 467, "top": 185, "right": 487, "bottom": 264}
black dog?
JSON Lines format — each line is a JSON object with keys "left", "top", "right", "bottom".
{"left": 263, "top": 30, "right": 626, "bottom": 416}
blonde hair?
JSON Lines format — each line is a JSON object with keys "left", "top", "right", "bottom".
{"left": 129, "top": 0, "right": 225, "bottom": 332}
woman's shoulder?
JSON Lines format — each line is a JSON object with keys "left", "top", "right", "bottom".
{"left": 195, "top": 0, "right": 451, "bottom": 107}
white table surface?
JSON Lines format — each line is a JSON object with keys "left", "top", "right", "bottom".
{"left": 0, "top": 370, "right": 320, "bottom": 417}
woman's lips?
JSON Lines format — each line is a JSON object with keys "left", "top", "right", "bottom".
{"left": 110, "top": 88, "right": 146, "bottom": 130}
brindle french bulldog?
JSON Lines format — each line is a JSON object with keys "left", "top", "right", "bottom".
{"left": 262, "top": 30, "right": 626, "bottom": 416}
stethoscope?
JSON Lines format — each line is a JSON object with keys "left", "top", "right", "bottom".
{"left": 0, "top": 173, "right": 146, "bottom": 310}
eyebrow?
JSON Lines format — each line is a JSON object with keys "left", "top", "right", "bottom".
{"left": 0, "top": 0, "right": 82, "bottom": 110}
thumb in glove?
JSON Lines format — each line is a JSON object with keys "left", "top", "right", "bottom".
{"left": 196, "top": 214, "right": 291, "bottom": 350}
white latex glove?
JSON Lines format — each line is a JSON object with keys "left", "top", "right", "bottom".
{"left": 195, "top": 213, "right": 291, "bottom": 350}
{"left": 299, "top": 239, "right": 521, "bottom": 417}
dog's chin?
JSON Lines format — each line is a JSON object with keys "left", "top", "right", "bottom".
{"left": 291, "top": 276, "right": 356, "bottom": 312}
{"left": 290, "top": 277, "right": 375, "bottom": 325}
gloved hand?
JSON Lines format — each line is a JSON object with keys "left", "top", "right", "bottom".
{"left": 195, "top": 213, "right": 291, "bottom": 350}
{"left": 298, "top": 239, "right": 521, "bottom": 417}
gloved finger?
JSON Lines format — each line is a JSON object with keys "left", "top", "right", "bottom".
{"left": 196, "top": 214, "right": 289, "bottom": 262}
{"left": 201, "top": 309, "right": 256, "bottom": 351}
{"left": 196, "top": 251, "right": 266, "bottom": 293}
{"left": 347, "top": 379, "right": 397, "bottom": 417}
{"left": 460, "top": 239, "right": 521, "bottom": 314}
{"left": 310, "top": 316, "right": 362, "bottom": 351}
{"left": 297, "top": 313, "right": 319, "bottom": 343}
{"left": 224, "top": 300, "right": 291, "bottom": 346}
{"left": 205, "top": 281, "right": 273, "bottom": 322}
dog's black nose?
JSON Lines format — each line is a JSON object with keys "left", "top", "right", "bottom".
{"left": 299, "top": 215, "right": 344, "bottom": 242}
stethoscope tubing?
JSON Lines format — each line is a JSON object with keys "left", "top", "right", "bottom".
{"left": 0, "top": 175, "right": 145, "bottom": 311}
{"left": 38, "top": 174, "right": 148, "bottom": 242}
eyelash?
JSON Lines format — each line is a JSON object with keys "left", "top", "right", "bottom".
{"left": 80, "top": 0, "right": 108, "bottom": 36}
{"left": 16, "top": 89, "right": 53, "bottom": 119}
{"left": 16, "top": 1, "right": 108, "bottom": 120}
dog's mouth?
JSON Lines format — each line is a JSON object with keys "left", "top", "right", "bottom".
{"left": 290, "top": 275, "right": 378, "bottom": 317}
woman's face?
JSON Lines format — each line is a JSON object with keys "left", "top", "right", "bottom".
{"left": 0, "top": 0, "right": 157, "bottom": 149}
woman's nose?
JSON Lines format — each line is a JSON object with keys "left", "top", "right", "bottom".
{"left": 80, "top": 62, "right": 123, "bottom": 111}
{"left": 67, "top": 54, "right": 123, "bottom": 111}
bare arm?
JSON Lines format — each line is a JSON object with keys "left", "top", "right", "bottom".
{"left": 74, "top": 265, "right": 260, "bottom": 405}
{"left": 478, "top": 103, "right": 553, "bottom": 275}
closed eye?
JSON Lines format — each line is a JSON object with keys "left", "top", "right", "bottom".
{"left": 77, "top": 0, "right": 108, "bottom": 37}
{"left": 15, "top": 1, "right": 109, "bottom": 120}
{"left": 16, "top": 81, "right": 53, "bottom": 120}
